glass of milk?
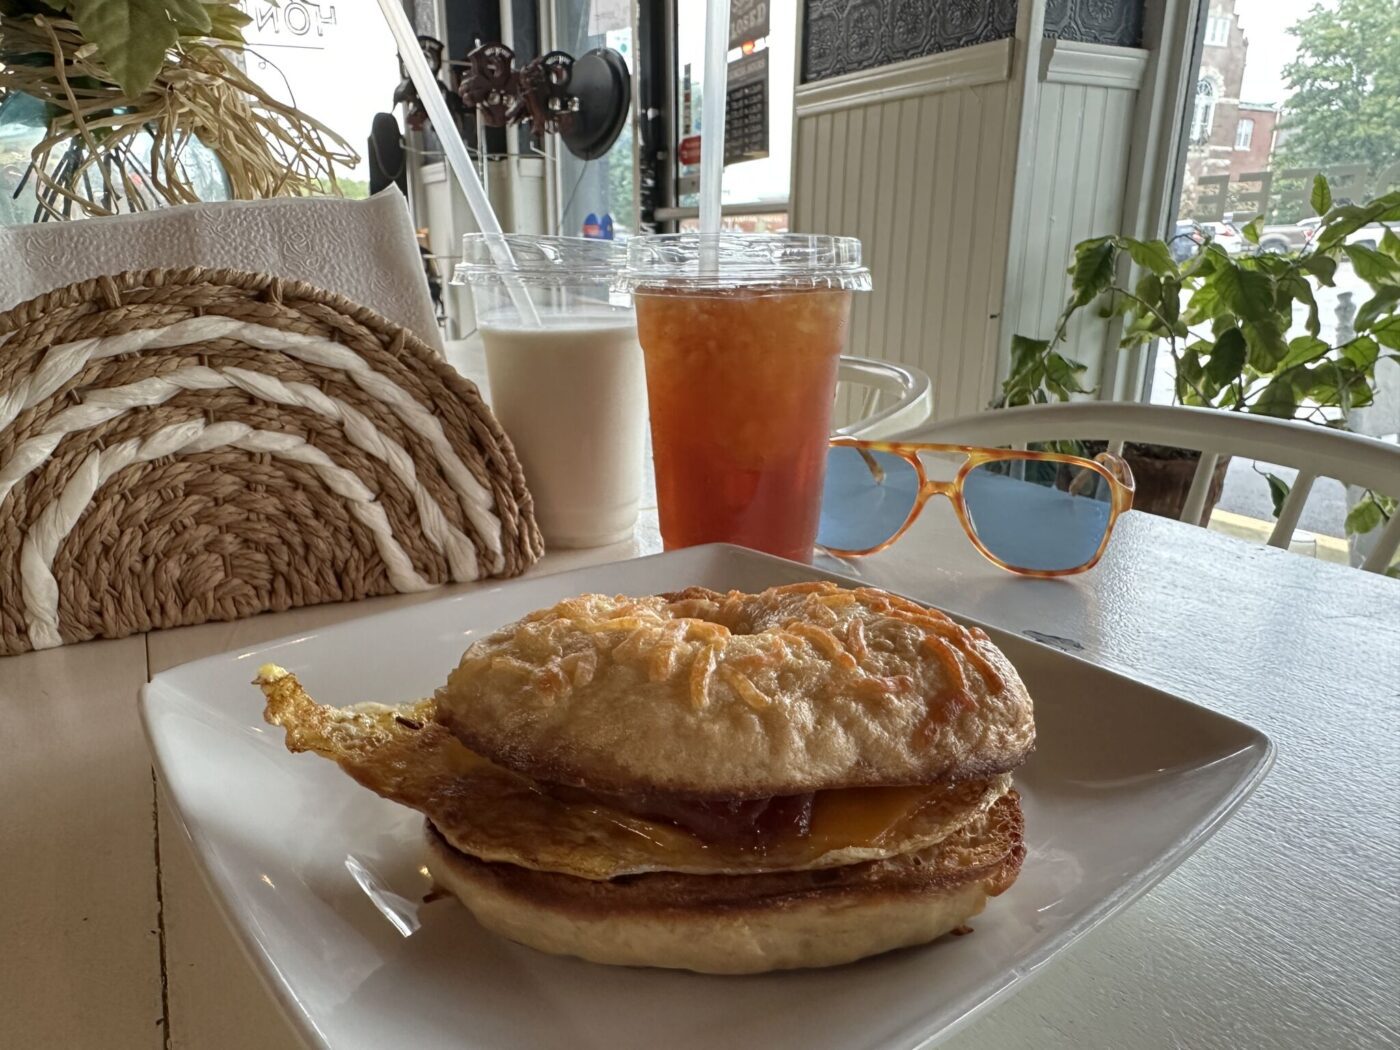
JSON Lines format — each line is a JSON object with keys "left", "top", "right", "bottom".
{"left": 453, "top": 235, "right": 646, "bottom": 549}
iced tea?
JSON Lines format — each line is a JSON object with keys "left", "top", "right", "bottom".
{"left": 634, "top": 287, "right": 852, "bottom": 561}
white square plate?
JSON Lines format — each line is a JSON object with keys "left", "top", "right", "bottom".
{"left": 141, "top": 545, "right": 1273, "bottom": 1050}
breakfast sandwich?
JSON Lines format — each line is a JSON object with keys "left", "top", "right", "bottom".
{"left": 256, "top": 581, "right": 1033, "bottom": 973}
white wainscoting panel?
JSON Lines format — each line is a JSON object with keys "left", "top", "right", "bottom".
{"left": 793, "top": 42, "right": 1016, "bottom": 420}
{"left": 1002, "top": 43, "right": 1146, "bottom": 394}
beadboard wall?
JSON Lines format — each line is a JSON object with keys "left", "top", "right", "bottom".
{"left": 792, "top": 31, "right": 1151, "bottom": 419}
{"left": 1001, "top": 40, "right": 1149, "bottom": 390}
{"left": 792, "top": 40, "right": 1018, "bottom": 419}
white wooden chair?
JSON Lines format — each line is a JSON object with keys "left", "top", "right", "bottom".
{"left": 906, "top": 401, "right": 1400, "bottom": 574}
{"left": 833, "top": 356, "right": 933, "bottom": 439}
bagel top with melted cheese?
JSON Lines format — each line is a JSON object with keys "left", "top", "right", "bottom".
{"left": 435, "top": 582, "right": 1035, "bottom": 799}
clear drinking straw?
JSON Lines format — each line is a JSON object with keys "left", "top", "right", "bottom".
{"left": 699, "top": 0, "right": 732, "bottom": 272}
{"left": 375, "top": 0, "right": 541, "bottom": 326}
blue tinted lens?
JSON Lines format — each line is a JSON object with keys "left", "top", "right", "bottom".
{"left": 962, "top": 459, "right": 1112, "bottom": 571}
{"left": 819, "top": 446, "right": 921, "bottom": 552}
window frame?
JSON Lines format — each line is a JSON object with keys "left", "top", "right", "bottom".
{"left": 1234, "top": 117, "right": 1254, "bottom": 151}
{"left": 658, "top": 0, "right": 793, "bottom": 230}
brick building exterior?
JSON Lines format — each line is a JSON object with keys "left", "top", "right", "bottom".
{"left": 1228, "top": 103, "right": 1278, "bottom": 182}
{"left": 1182, "top": 0, "right": 1279, "bottom": 217}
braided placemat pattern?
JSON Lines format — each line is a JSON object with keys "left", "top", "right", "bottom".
{"left": 0, "top": 267, "right": 543, "bottom": 655}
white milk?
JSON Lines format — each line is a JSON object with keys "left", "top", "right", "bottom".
{"left": 482, "top": 313, "right": 647, "bottom": 548}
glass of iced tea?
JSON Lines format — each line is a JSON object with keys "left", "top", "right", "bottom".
{"left": 623, "top": 234, "right": 871, "bottom": 562}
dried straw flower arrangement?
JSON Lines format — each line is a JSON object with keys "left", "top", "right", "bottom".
{"left": 0, "top": 0, "right": 357, "bottom": 220}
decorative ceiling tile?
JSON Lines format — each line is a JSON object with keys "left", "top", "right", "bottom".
{"left": 1043, "top": 0, "right": 1143, "bottom": 46}
{"left": 802, "top": 0, "right": 1019, "bottom": 82}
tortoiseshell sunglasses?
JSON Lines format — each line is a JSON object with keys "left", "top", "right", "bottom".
{"left": 818, "top": 438, "right": 1136, "bottom": 577}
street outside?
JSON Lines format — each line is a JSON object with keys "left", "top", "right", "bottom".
{"left": 1147, "top": 256, "right": 1385, "bottom": 543}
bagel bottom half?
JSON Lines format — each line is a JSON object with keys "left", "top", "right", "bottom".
{"left": 423, "top": 792, "right": 1025, "bottom": 974}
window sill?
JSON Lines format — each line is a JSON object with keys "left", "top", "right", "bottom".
{"left": 655, "top": 201, "right": 790, "bottom": 220}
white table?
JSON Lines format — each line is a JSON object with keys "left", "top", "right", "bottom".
{"left": 3, "top": 439, "right": 1398, "bottom": 1047}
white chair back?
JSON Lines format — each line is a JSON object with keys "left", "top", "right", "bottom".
{"left": 832, "top": 356, "right": 933, "bottom": 439}
{"left": 907, "top": 401, "right": 1400, "bottom": 574}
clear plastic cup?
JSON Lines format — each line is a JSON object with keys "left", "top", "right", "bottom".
{"left": 453, "top": 235, "right": 645, "bottom": 548}
{"left": 622, "top": 233, "right": 871, "bottom": 562}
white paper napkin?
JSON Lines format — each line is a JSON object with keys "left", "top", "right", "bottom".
{"left": 0, "top": 190, "right": 443, "bottom": 351}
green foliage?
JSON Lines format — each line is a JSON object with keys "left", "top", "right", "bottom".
{"left": 1003, "top": 175, "right": 1400, "bottom": 535}
{"left": 1264, "top": 473, "right": 1291, "bottom": 518}
{"left": 1311, "top": 174, "right": 1332, "bottom": 217}
{"left": 1275, "top": 0, "right": 1400, "bottom": 183}
{"left": 316, "top": 176, "right": 370, "bottom": 199}
{"left": 1071, "top": 238, "right": 1116, "bottom": 306}
{"left": 1125, "top": 239, "right": 1174, "bottom": 275}
{"left": 1, "top": 0, "right": 247, "bottom": 96}
{"left": 1345, "top": 490, "right": 1395, "bottom": 536}
{"left": 1002, "top": 335, "right": 1090, "bottom": 407}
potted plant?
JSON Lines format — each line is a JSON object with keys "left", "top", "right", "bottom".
{"left": 0, "top": 0, "right": 354, "bottom": 220}
{"left": 1004, "top": 175, "right": 1399, "bottom": 546}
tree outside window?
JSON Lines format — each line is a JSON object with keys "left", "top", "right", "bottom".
{"left": 1162, "top": 0, "right": 1400, "bottom": 565}
{"left": 1274, "top": 0, "right": 1400, "bottom": 189}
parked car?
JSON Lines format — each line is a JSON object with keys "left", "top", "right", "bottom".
{"left": 1169, "top": 218, "right": 1246, "bottom": 259}
{"left": 1255, "top": 222, "right": 1319, "bottom": 255}
{"left": 1168, "top": 219, "right": 1207, "bottom": 262}
{"left": 1200, "top": 220, "right": 1246, "bottom": 254}
{"left": 1296, "top": 215, "right": 1384, "bottom": 251}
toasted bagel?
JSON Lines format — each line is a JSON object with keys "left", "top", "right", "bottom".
{"left": 435, "top": 582, "right": 1034, "bottom": 798}
{"left": 423, "top": 792, "right": 1025, "bottom": 974}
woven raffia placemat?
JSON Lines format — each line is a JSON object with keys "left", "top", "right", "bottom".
{"left": 0, "top": 266, "right": 543, "bottom": 656}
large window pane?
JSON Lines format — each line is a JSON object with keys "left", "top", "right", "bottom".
{"left": 239, "top": 1, "right": 400, "bottom": 196}
{"left": 1160, "top": 0, "right": 1399, "bottom": 566}
{"left": 553, "top": 0, "right": 637, "bottom": 236}
{"left": 673, "top": 0, "right": 795, "bottom": 210}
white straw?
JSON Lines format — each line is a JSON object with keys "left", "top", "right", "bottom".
{"left": 699, "top": 0, "right": 731, "bottom": 271}
{"left": 375, "top": 0, "right": 540, "bottom": 326}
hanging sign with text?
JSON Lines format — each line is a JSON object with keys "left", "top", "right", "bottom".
{"left": 729, "top": 0, "right": 769, "bottom": 48}
{"left": 239, "top": 0, "right": 339, "bottom": 49}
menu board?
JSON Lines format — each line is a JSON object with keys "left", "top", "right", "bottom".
{"left": 724, "top": 50, "right": 769, "bottom": 166}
